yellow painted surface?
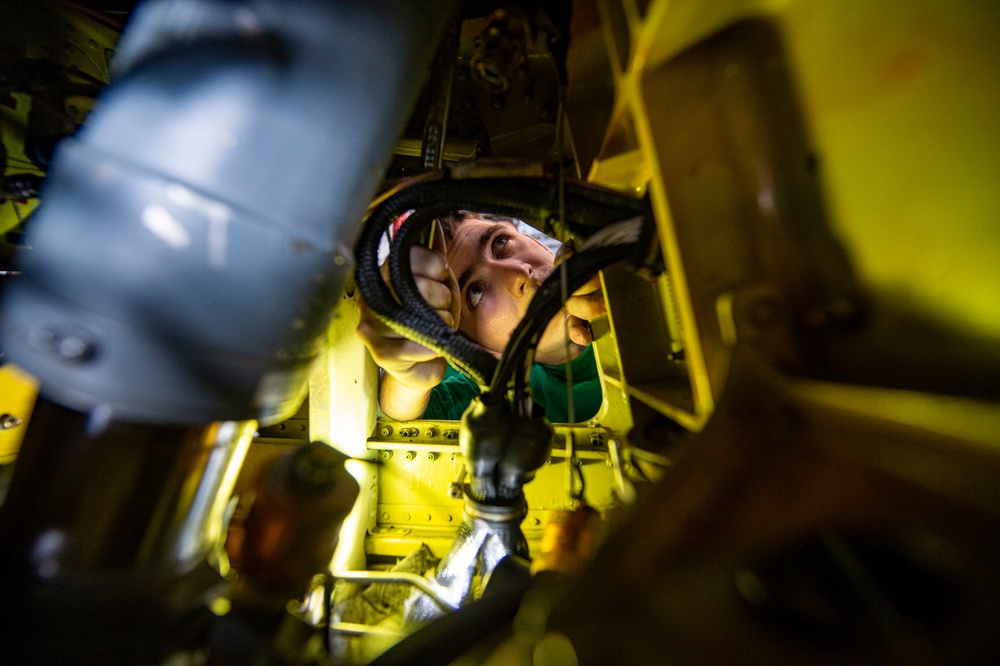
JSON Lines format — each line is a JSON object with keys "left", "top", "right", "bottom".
{"left": 0, "top": 364, "right": 38, "bottom": 462}
{"left": 778, "top": 1, "right": 1000, "bottom": 337}
{"left": 589, "top": 0, "right": 1000, "bottom": 433}
{"left": 631, "top": 0, "right": 1000, "bottom": 337}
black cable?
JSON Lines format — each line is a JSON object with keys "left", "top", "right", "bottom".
{"left": 492, "top": 235, "right": 637, "bottom": 398}
{"left": 354, "top": 173, "right": 648, "bottom": 387}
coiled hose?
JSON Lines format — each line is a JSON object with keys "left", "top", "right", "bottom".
{"left": 354, "top": 174, "right": 651, "bottom": 389}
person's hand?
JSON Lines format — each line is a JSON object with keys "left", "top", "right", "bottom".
{"left": 356, "top": 240, "right": 460, "bottom": 394}
{"left": 554, "top": 243, "right": 607, "bottom": 347}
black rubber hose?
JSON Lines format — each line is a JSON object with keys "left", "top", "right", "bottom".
{"left": 493, "top": 240, "right": 635, "bottom": 397}
{"left": 354, "top": 175, "right": 648, "bottom": 386}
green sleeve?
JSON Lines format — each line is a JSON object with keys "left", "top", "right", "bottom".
{"left": 422, "top": 347, "right": 602, "bottom": 422}
{"left": 423, "top": 365, "right": 482, "bottom": 421}
{"left": 530, "top": 345, "right": 602, "bottom": 423}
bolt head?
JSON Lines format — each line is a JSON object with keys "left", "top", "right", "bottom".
{"left": 32, "top": 327, "right": 97, "bottom": 363}
{"left": 0, "top": 414, "right": 22, "bottom": 429}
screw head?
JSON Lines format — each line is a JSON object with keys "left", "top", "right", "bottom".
{"left": 58, "top": 335, "right": 92, "bottom": 361}
{"left": 0, "top": 414, "right": 22, "bottom": 430}
{"left": 32, "top": 327, "right": 97, "bottom": 363}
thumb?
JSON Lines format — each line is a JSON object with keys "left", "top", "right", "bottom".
{"left": 428, "top": 219, "right": 448, "bottom": 256}
{"left": 554, "top": 238, "right": 576, "bottom": 266}
{"left": 567, "top": 316, "right": 593, "bottom": 346}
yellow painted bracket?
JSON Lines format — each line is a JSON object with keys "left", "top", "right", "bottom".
{"left": 0, "top": 363, "right": 38, "bottom": 463}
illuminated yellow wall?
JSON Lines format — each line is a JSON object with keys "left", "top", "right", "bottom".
{"left": 609, "top": 0, "right": 1000, "bottom": 339}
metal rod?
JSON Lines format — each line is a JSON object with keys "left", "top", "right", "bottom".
{"left": 328, "top": 622, "right": 406, "bottom": 637}
{"left": 331, "top": 570, "right": 458, "bottom": 611}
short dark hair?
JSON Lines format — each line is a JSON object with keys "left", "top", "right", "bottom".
{"left": 433, "top": 211, "right": 471, "bottom": 249}
{"left": 435, "top": 211, "right": 518, "bottom": 250}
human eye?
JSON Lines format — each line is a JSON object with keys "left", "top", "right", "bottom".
{"left": 467, "top": 282, "right": 485, "bottom": 310}
{"left": 491, "top": 234, "right": 510, "bottom": 256}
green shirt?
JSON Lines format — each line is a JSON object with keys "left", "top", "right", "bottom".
{"left": 423, "top": 345, "right": 602, "bottom": 423}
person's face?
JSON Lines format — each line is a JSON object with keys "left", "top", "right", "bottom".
{"left": 447, "top": 217, "right": 573, "bottom": 363}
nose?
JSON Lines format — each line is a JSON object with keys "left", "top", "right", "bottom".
{"left": 499, "top": 261, "right": 532, "bottom": 297}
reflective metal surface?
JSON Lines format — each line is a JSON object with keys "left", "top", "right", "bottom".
{"left": 403, "top": 496, "right": 529, "bottom": 627}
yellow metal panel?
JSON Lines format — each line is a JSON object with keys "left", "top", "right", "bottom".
{"left": 592, "top": 0, "right": 1000, "bottom": 431}
{"left": 777, "top": 0, "right": 1000, "bottom": 337}
{"left": 0, "top": 363, "right": 38, "bottom": 462}
{"left": 632, "top": 0, "right": 1000, "bottom": 337}
{"left": 309, "top": 288, "right": 380, "bottom": 460}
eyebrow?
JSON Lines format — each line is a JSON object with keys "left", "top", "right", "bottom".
{"left": 457, "top": 223, "right": 507, "bottom": 291}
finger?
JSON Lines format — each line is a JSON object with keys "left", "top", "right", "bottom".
{"left": 357, "top": 301, "right": 401, "bottom": 339}
{"left": 410, "top": 245, "right": 450, "bottom": 281}
{"left": 356, "top": 317, "right": 405, "bottom": 350}
{"left": 554, "top": 240, "right": 576, "bottom": 266}
{"left": 415, "top": 275, "right": 453, "bottom": 311}
{"left": 428, "top": 219, "right": 449, "bottom": 256}
{"left": 435, "top": 309, "right": 455, "bottom": 328}
{"left": 366, "top": 336, "right": 441, "bottom": 366}
{"left": 565, "top": 291, "right": 607, "bottom": 321}
{"left": 572, "top": 274, "right": 602, "bottom": 297}
{"left": 567, "top": 316, "right": 593, "bottom": 346}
